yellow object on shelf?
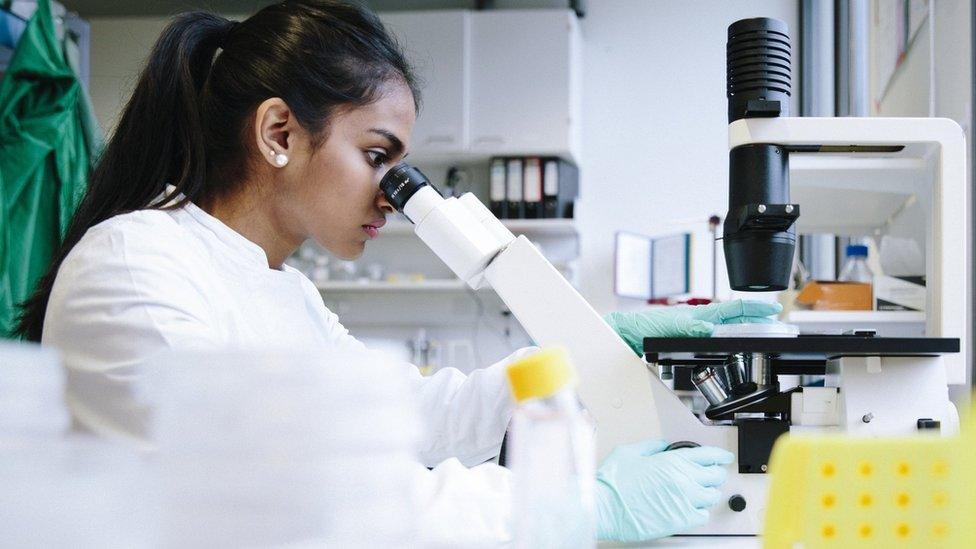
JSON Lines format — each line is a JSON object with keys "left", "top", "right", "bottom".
{"left": 763, "top": 412, "right": 976, "bottom": 548}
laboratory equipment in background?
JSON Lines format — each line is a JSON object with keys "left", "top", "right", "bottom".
{"left": 378, "top": 15, "right": 968, "bottom": 536}
{"left": 709, "top": 214, "right": 721, "bottom": 300}
{"left": 643, "top": 16, "right": 967, "bottom": 534}
{"left": 443, "top": 165, "right": 468, "bottom": 198}
{"left": 614, "top": 231, "right": 691, "bottom": 301}
{"left": 794, "top": 244, "right": 875, "bottom": 311}
{"left": 838, "top": 244, "right": 873, "bottom": 283}
{"left": 763, "top": 409, "right": 976, "bottom": 547}
{"left": 409, "top": 328, "right": 441, "bottom": 376}
{"left": 874, "top": 273, "right": 925, "bottom": 312}
{"left": 506, "top": 348, "right": 595, "bottom": 548}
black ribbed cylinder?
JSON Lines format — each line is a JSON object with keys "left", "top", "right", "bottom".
{"left": 727, "top": 17, "right": 791, "bottom": 123}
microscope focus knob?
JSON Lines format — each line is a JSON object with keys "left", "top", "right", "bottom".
{"left": 728, "top": 494, "right": 747, "bottom": 512}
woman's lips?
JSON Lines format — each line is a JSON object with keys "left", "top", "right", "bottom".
{"left": 362, "top": 218, "right": 386, "bottom": 239}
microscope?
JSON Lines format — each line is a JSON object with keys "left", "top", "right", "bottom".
{"left": 379, "top": 17, "right": 969, "bottom": 535}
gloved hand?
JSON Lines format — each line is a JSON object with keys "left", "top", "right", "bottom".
{"left": 594, "top": 440, "right": 735, "bottom": 542}
{"left": 604, "top": 299, "right": 783, "bottom": 355}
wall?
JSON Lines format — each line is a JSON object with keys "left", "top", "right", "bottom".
{"left": 88, "top": 17, "right": 167, "bottom": 133}
{"left": 577, "top": 0, "right": 799, "bottom": 314}
{"left": 88, "top": 14, "right": 247, "bottom": 133}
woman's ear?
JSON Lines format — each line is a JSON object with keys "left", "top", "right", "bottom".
{"left": 254, "top": 98, "right": 294, "bottom": 168}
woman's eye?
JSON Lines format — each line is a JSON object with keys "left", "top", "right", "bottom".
{"left": 366, "top": 150, "right": 389, "bottom": 167}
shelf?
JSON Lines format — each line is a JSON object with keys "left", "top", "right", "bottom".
{"left": 787, "top": 152, "right": 928, "bottom": 236}
{"left": 382, "top": 217, "right": 577, "bottom": 237}
{"left": 317, "top": 279, "right": 470, "bottom": 292}
{"left": 785, "top": 310, "right": 926, "bottom": 323}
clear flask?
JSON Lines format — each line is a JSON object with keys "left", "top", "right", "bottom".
{"left": 838, "top": 244, "right": 873, "bottom": 283}
{"left": 506, "top": 348, "right": 596, "bottom": 548}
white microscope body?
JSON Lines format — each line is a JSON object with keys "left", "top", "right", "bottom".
{"left": 389, "top": 114, "right": 969, "bottom": 535}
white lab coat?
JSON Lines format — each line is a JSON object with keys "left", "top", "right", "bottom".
{"left": 42, "top": 197, "right": 527, "bottom": 545}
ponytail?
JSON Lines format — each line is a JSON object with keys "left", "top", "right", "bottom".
{"left": 17, "top": 0, "right": 419, "bottom": 341}
{"left": 16, "top": 12, "right": 233, "bottom": 341}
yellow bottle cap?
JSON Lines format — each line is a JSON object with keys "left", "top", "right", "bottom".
{"left": 506, "top": 348, "right": 578, "bottom": 403}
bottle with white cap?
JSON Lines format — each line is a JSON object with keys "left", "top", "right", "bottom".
{"left": 506, "top": 347, "right": 596, "bottom": 548}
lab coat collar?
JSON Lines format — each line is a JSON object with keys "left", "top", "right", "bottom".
{"left": 161, "top": 185, "right": 276, "bottom": 271}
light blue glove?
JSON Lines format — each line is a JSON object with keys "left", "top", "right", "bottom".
{"left": 604, "top": 299, "right": 783, "bottom": 355}
{"left": 594, "top": 440, "right": 735, "bottom": 542}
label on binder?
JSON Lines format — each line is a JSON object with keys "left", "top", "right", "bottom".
{"left": 524, "top": 158, "right": 542, "bottom": 202}
{"left": 490, "top": 159, "right": 506, "bottom": 201}
{"left": 506, "top": 159, "right": 524, "bottom": 201}
{"left": 544, "top": 160, "right": 559, "bottom": 196}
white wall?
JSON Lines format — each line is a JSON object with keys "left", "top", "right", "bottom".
{"left": 88, "top": 15, "right": 248, "bottom": 133}
{"left": 873, "top": 0, "right": 972, "bottom": 125}
{"left": 89, "top": 18, "right": 167, "bottom": 133}
{"left": 577, "top": 0, "right": 799, "bottom": 314}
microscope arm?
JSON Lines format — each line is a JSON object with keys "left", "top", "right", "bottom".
{"left": 403, "top": 188, "right": 730, "bottom": 457}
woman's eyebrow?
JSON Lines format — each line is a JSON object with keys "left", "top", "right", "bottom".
{"left": 368, "top": 128, "right": 408, "bottom": 159}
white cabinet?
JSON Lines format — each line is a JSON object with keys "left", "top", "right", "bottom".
{"left": 379, "top": 9, "right": 581, "bottom": 162}
{"left": 469, "top": 10, "right": 581, "bottom": 159}
{"left": 380, "top": 11, "right": 469, "bottom": 154}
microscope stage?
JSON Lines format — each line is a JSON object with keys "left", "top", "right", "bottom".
{"left": 644, "top": 335, "right": 959, "bottom": 361}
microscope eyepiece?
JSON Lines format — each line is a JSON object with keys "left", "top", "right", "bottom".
{"left": 379, "top": 162, "right": 433, "bottom": 213}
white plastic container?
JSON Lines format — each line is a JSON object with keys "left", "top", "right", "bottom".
{"left": 0, "top": 341, "right": 152, "bottom": 547}
{"left": 140, "top": 348, "right": 423, "bottom": 548}
{"left": 506, "top": 348, "right": 596, "bottom": 548}
{"left": 0, "top": 341, "right": 68, "bottom": 437}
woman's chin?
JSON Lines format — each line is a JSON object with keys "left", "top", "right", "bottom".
{"left": 332, "top": 242, "right": 366, "bottom": 261}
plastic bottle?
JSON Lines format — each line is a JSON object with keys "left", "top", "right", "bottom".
{"left": 838, "top": 244, "right": 874, "bottom": 283}
{"left": 506, "top": 348, "right": 596, "bottom": 548}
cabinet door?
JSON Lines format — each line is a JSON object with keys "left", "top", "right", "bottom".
{"left": 469, "top": 10, "right": 580, "bottom": 158}
{"left": 380, "top": 11, "right": 468, "bottom": 155}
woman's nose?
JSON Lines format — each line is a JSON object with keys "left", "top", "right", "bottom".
{"left": 376, "top": 191, "right": 396, "bottom": 215}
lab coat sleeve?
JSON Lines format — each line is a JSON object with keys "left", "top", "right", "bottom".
{"left": 415, "top": 458, "right": 514, "bottom": 547}
{"left": 300, "top": 276, "right": 535, "bottom": 467}
{"left": 42, "top": 218, "right": 220, "bottom": 441}
{"left": 406, "top": 348, "right": 536, "bottom": 467}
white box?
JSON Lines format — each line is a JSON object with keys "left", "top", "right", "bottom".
{"left": 874, "top": 275, "right": 926, "bottom": 312}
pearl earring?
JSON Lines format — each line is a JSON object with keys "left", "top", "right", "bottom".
{"left": 269, "top": 149, "right": 289, "bottom": 167}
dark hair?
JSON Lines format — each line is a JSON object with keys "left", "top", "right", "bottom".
{"left": 16, "top": 0, "right": 420, "bottom": 341}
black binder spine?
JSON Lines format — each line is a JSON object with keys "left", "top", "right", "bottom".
{"left": 523, "top": 157, "right": 543, "bottom": 218}
{"left": 542, "top": 158, "right": 579, "bottom": 218}
{"left": 489, "top": 157, "right": 507, "bottom": 218}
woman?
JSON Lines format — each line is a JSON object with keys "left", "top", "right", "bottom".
{"left": 18, "top": 1, "right": 778, "bottom": 543}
